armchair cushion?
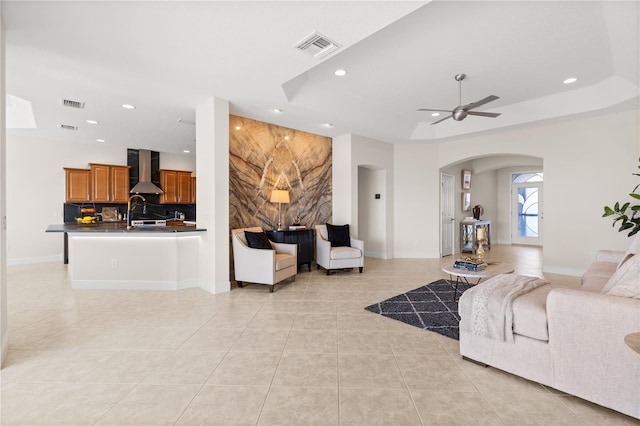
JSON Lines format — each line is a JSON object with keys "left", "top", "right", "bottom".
{"left": 330, "top": 246, "right": 363, "bottom": 260}
{"left": 326, "top": 223, "right": 351, "bottom": 247}
{"left": 275, "top": 253, "right": 296, "bottom": 271}
{"left": 244, "top": 231, "right": 272, "bottom": 250}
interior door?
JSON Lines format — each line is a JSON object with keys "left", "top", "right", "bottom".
{"left": 512, "top": 182, "right": 543, "bottom": 245}
{"left": 441, "top": 173, "right": 455, "bottom": 256}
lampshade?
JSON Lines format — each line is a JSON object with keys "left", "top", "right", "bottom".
{"left": 270, "top": 190, "right": 290, "bottom": 204}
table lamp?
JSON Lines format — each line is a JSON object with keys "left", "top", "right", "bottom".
{"left": 270, "top": 190, "right": 290, "bottom": 230}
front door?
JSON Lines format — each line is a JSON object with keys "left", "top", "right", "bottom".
{"left": 511, "top": 174, "right": 543, "bottom": 246}
{"left": 441, "top": 173, "right": 455, "bottom": 256}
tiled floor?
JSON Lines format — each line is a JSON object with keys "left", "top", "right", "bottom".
{"left": 2, "top": 245, "right": 638, "bottom": 425}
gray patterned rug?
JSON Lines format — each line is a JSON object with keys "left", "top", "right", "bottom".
{"left": 364, "top": 279, "right": 472, "bottom": 340}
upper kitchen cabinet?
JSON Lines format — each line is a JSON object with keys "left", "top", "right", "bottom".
{"left": 160, "top": 169, "right": 193, "bottom": 204}
{"left": 89, "top": 164, "right": 131, "bottom": 203}
{"left": 64, "top": 168, "right": 91, "bottom": 202}
{"left": 191, "top": 176, "right": 196, "bottom": 204}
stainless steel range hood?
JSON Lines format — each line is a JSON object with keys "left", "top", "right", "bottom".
{"left": 130, "top": 149, "right": 164, "bottom": 194}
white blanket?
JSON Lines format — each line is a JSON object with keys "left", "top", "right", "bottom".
{"left": 461, "top": 274, "right": 548, "bottom": 342}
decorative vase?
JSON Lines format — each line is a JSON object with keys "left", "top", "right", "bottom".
{"left": 472, "top": 205, "right": 484, "bottom": 220}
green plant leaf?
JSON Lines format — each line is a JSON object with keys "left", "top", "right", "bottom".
{"left": 630, "top": 193, "right": 640, "bottom": 200}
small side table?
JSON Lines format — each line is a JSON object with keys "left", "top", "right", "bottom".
{"left": 624, "top": 332, "right": 640, "bottom": 355}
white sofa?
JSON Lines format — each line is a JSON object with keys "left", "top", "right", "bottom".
{"left": 459, "top": 238, "right": 640, "bottom": 419}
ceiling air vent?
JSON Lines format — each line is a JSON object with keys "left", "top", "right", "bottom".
{"left": 294, "top": 31, "right": 341, "bottom": 59}
{"left": 60, "top": 124, "right": 78, "bottom": 131}
{"left": 61, "top": 99, "right": 85, "bottom": 109}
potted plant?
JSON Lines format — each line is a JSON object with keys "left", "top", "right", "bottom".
{"left": 603, "top": 157, "right": 640, "bottom": 236}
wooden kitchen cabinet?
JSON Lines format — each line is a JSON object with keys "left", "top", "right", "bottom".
{"left": 64, "top": 168, "right": 91, "bottom": 202}
{"left": 190, "top": 177, "right": 196, "bottom": 204}
{"left": 160, "top": 169, "right": 193, "bottom": 204}
{"left": 90, "top": 164, "right": 131, "bottom": 203}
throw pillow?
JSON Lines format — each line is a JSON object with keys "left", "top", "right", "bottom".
{"left": 618, "top": 234, "right": 640, "bottom": 269}
{"left": 326, "top": 223, "right": 351, "bottom": 247}
{"left": 244, "top": 231, "right": 272, "bottom": 250}
{"left": 603, "top": 254, "right": 640, "bottom": 299}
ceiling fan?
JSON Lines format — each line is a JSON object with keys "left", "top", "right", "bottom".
{"left": 418, "top": 74, "right": 501, "bottom": 125}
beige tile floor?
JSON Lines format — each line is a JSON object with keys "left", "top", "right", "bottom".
{"left": 2, "top": 245, "right": 638, "bottom": 425}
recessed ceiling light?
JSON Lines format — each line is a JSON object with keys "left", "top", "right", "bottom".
{"left": 272, "top": 108, "right": 283, "bottom": 113}
{"left": 334, "top": 69, "right": 347, "bottom": 77}
{"left": 235, "top": 126, "right": 242, "bottom": 130}
{"left": 431, "top": 112, "right": 441, "bottom": 117}
{"left": 563, "top": 77, "right": 578, "bottom": 84}
{"left": 323, "top": 123, "right": 334, "bottom": 128}
{"left": 122, "top": 104, "right": 136, "bottom": 109}
{"left": 183, "top": 150, "right": 190, "bottom": 153}
{"left": 96, "top": 139, "right": 105, "bottom": 143}
{"left": 86, "top": 119, "right": 99, "bottom": 124}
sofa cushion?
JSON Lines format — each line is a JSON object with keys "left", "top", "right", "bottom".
{"left": 244, "top": 231, "right": 272, "bottom": 249}
{"left": 275, "top": 253, "right": 296, "bottom": 271}
{"left": 330, "top": 246, "right": 362, "bottom": 260}
{"left": 582, "top": 261, "right": 617, "bottom": 282}
{"left": 603, "top": 254, "right": 640, "bottom": 298}
{"left": 326, "top": 223, "right": 351, "bottom": 247}
{"left": 580, "top": 276, "right": 609, "bottom": 293}
{"left": 512, "top": 284, "right": 553, "bottom": 341}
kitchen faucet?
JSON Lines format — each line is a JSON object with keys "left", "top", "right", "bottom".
{"left": 127, "top": 194, "right": 146, "bottom": 229}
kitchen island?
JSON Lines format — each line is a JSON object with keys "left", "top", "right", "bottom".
{"left": 47, "top": 223, "right": 206, "bottom": 290}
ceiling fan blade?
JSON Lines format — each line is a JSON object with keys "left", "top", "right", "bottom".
{"left": 417, "top": 108, "right": 453, "bottom": 113}
{"left": 466, "top": 95, "right": 499, "bottom": 110}
{"left": 467, "top": 111, "right": 501, "bottom": 118}
{"left": 430, "top": 114, "right": 453, "bottom": 125}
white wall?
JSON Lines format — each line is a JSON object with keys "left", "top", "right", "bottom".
{"left": 393, "top": 143, "right": 440, "bottom": 258}
{"left": 196, "top": 97, "right": 230, "bottom": 294}
{"left": 333, "top": 133, "right": 394, "bottom": 258}
{"left": 358, "top": 167, "right": 386, "bottom": 258}
{"left": 160, "top": 153, "right": 196, "bottom": 172}
{"left": 5, "top": 134, "right": 196, "bottom": 264}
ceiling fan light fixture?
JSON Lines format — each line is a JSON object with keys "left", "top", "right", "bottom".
{"left": 431, "top": 112, "right": 440, "bottom": 117}
{"left": 563, "top": 77, "right": 578, "bottom": 84}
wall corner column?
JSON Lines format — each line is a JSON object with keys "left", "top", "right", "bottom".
{"left": 196, "top": 97, "right": 230, "bottom": 294}
{"left": 0, "top": 15, "right": 8, "bottom": 366}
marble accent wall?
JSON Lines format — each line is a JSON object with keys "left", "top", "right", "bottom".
{"left": 229, "top": 115, "right": 332, "bottom": 231}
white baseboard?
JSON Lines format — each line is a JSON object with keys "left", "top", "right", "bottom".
{"left": 392, "top": 251, "right": 440, "bottom": 259}
{"left": 71, "top": 279, "right": 200, "bottom": 291}
{"left": 364, "top": 250, "right": 393, "bottom": 259}
{"left": 7, "top": 254, "right": 62, "bottom": 266}
{"left": 543, "top": 265, "right": 583, "bottom": 277}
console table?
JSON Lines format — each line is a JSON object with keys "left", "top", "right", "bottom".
{"left": 267, "top": 229, "right": 314, "bottom": 272}
{"left": 460, "top": 219, "right": 491, "bottom": 254}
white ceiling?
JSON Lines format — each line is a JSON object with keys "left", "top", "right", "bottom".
{"left": 3, "top": 1, "right": 639, "bottom": 155}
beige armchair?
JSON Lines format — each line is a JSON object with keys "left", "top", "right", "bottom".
{"left": 231, "top": 227, "right": 297, "bottom": 292}
{"left": 315, "top": 224, "right": 364, "bottom": 275}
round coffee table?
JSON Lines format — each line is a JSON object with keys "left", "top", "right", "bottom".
{"left": 441, "top": 259, "right": 515, "bottom": 301}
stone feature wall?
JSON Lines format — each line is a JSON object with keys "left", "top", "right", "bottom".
{"left": 229, "top": 115, "right": 332, "bottom": 231}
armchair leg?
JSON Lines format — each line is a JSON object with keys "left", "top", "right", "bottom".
{"left": 236, "top": 281, "right": 243, "bottom": 288}
{"left": 269, "top": 285, "right": 275, "bottom": 293}
{"left": 326, "top": 269, "right": 331, "bottom": 275}
{"left": 359, "top": 267, "right": 363, "bottom": 273}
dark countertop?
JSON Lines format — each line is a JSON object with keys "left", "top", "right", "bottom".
{"left": 47, "top": 222, "right": 206, "bottom": 233}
